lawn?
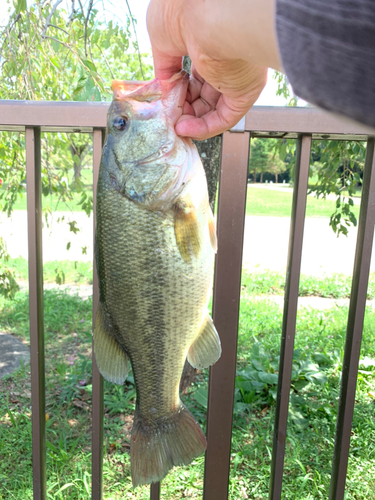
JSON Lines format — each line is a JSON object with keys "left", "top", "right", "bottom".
{"left": 245, "top": 186, "right": 360, "bottom": 218}
{"left": 4, "top": 183, "right": 360, "bottom": 221}
{"left": 1, "top": 263, "right": 374, "bottom": 499}
{"left": 8, "top": 191, "right": 91, "bottom": 213}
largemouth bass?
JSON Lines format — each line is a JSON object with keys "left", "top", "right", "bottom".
{"left": 94, "top": 71, "right": 220, "bottom": 487}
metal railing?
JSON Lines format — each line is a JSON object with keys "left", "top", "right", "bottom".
{"left": 1, "top": 101, "right": 374, "bottom": 500}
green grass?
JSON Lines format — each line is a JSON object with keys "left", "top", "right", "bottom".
{"left": 6, "top": 257, "right": 93, "bottom": 285}
{"left": 1, "top": 269, "right": 375, "bottom": 499}
{"left": 6, "top": 183, "right": 360, "bottom": 221}
{"left": 8, "top": 190, "right": 92, "bottom": 212}
{"left": 246, "top": 186, "right": 360, "bottom": 218}
{"left": 241, "top": 269, "right": 375, "bottom": 299}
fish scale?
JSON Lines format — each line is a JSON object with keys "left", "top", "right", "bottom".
{"left": 97, "top": 181, "right": 211, "bottom": 416}
{"left": 94, "top": 72, "right": 221, "bottom": 486}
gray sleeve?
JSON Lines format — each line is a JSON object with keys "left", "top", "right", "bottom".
{"left": 276, "top": 0, "right": 375, "bottom": 128}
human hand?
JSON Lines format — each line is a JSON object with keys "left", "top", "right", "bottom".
{"left": 147, "top": 0, "right": 279, "bottom": 140}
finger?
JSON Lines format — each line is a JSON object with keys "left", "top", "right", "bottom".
{"left": 188, "top": 81, "right": 221, "bottom": 115}
{"left": 182, "top": 100, "right": 196, "bottom": 117}
{"left": 151, "top": 46, "right": 183, "bottom": 80}
{"left": 175, "top": 94, "right": 252, "bottom": 140}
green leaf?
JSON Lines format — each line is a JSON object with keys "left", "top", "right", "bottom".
{"left": 193, "top": 387, "right": 208, "bottom": 409}
{"left": 51, "top": 39, "right": 60, "bottom": 53}
{"left": 293, "top": 380, "right": 309, "bottom": 391}
{"left": 279, "top": 142, "right": 287, "bottom": 161}
{"left": 258, "top": 372, "right": 279, "bottom": 385}
{"left": 82, "top": 59, "right": 97, "bottom": 73}
{"left": 307, "top": 372, "right": 327, "bottom": 385}
{"left": 251, "top": 359, "right": 264, "bottom": 372}
{"left": 233, "top": 402, "right": 250, "bottom": 414}
{"left": 15, "top": 0, "right": 27, "bottom": 14}
{"left": 55, "top": 483, "right": 74, "bottom": 495}
{"left": 68, "top": 221, "right": 79, "bottom": 234}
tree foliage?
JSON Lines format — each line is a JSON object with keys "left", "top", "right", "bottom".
{"left": 0, "top": 237, "right": 19, "bottom": 299}
{"left": 0, "top": 0, "right": 152, "bottom": 217}
{"left": 309, "top": 140, "right": 366, "bottom": 236}
{"left": 249, "top": 138, "right": 287, "bottom": 183}
{"left": 273, "top": 71, "right": 366, "bottom": 236}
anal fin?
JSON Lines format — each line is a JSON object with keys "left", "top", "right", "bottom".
{"left": 187, "top": 314, "right": 221, "bottom": 369}
{"left": 93, "top": 304, "right": 129, "bottom": 384}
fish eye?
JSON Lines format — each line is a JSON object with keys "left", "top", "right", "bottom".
{"left": 113, "top": 116, "right": 128, "bottom": 131}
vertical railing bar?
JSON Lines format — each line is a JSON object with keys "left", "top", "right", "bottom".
{"left": 269, "top": 134, "right": 312, "bottom": 500}
{"left": 203, "top": 131, "right": 250, "bottom": 500}
{"left": 329, "top": 137, "right": 375, "bottom": 500}
{"left": 150, "top": 482, "right": 161, "bottom": 499}
{"left": 26, "top": 126, "right": 46, "bottom": 500}
{"left": 92, "top": 128, "right": 105, "bottom": 500}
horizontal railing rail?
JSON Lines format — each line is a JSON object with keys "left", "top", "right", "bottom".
{"left": 1, "top": 101, "right": 374, "bottom": 139}
{"left": 0, "top": 101, "right": 374, "bottom": 500}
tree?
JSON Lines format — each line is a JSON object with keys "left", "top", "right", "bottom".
{"left": 273, "top": 71, "right": 366, "bottom": 236}
{"left": 309, "top": 140, "right": 366, "bottom": 235}
{"left": 249, "top": 138, "right": 269, "bottom": 183}
{"left": 0, "top": 0, "right": 153, "bottom": 217}
{"left": 268, "top": 152, "right": 286, "bottom": 184}
{"left": 249, "top": 138, "right": 288, "bottom": 183}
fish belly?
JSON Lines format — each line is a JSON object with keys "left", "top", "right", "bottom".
{"left": 95, "top": 174, "right": 214, "bottom": 485}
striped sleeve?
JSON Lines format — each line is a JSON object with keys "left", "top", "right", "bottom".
{"left": 276, "top": 0, "right": 375, "bottom": 128}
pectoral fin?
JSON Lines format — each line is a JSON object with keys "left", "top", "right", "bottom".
{"left": 208, "top": 207, "right": 217, "bottom": 253}
{"left": 187, "top": 315, "right": 221, "bottom": 369}
{"left": 173, "top": 197, "right": 203, "bottom": 263}
{"left": 93, "top": 304, "right": 129, "bottom": 384}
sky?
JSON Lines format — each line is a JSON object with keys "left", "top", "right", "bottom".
{"left": 0, "top": 0, "right": 295, "bottom": 106}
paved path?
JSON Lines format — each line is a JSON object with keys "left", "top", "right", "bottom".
{"left": 0, "top": 332, "right": 30, "bottom": 379}
{"left": 18, "top": 282, "right": 375, "bottom": 311}
{"left": 2, "top": 209, "right": 373, "bottom": 376}
{"left": 242, "top": 216, "right": 370, "bottom": 276}
{"left": 1, "top": 210, "right": 94, "bottom": 262}
{"left": 1, "top": 211, "right": 371, "bottom": 276}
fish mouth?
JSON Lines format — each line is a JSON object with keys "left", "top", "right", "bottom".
{"left": 111, "top": 71, "right": 189, "bottom": 125}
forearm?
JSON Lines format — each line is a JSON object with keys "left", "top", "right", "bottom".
{"left": 276, "top": 0, "right": 375, "bottom": 128}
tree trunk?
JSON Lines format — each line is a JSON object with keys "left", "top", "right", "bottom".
{"left": 275, "top": 172, "right": 278, "bottom": 184}
{"left": 260, "top": 172, "right": 263, "bottom": 183}
{"left": 253, "top": 169, "right": 257, "bottom": 183}
{"left": 179, "top": 56, "right": 221, "bottom": 393}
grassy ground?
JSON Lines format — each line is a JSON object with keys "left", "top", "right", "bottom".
{"left": 5, "top": 184, "right": 360, "bottom": 219}
{"left": 7, "top": 190, "right": 91, "bottom": 213}
{"left": 6, "top": 257, "right": 93, "bottom": 285}
{"left": 1, "top": 263, "right": 375, "bottom": 499}
{"left": 245, "top": 186, "right": 360, "bottom": 218}
{"left": 8, "top": 256, "right": 375, "bottom": 299}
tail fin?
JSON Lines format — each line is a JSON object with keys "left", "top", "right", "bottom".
{"left": 131, "top": 403, "right": 206, "bottom": 487}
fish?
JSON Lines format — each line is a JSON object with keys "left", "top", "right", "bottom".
{"left": 93, "top": 71, "right": 221, "bottom": 487}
